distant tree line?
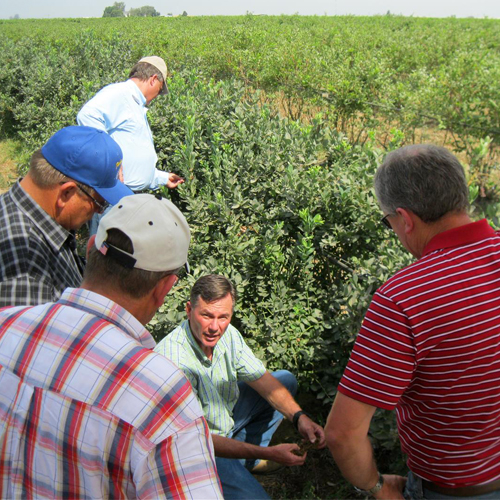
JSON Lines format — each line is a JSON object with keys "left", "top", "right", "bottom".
{"left": 102, "top": 2, "right": 161, "bottom": 17}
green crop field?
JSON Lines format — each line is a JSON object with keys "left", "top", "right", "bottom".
{"left": 0, "top": 15, "right": 499, "bottom": 498}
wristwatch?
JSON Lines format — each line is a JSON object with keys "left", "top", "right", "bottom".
{"left": 292, "top": 410, "right": 308, "bottom": 430}
{"left": 354, "top": 472, "right": 384, "bottom": 496}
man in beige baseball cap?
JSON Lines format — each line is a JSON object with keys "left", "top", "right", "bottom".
{"left": 138, "top": 55, "right": 169, "bottom": 95}
{"left": 77, "top": 55, "right": 184, "bottom": 235}
{"left": 0, "top": 193, "right": 223, "bottom": 498}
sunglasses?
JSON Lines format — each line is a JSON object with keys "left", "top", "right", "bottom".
{"left": 380, "top": 213, "right": 394, "bottom": 230}
{"left": 77, "top": 184, "right": 109, "bottom": 214}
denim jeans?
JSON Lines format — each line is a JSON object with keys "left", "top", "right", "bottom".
{"left": 404, "top": 471, "right": 500, "bottom": 500}
{"left": 215, "top": 370, "right": 298, "bottom": 500}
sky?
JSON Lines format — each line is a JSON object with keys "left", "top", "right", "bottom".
{"left": 1, "top": 0, "right": 499, "bottom": 19}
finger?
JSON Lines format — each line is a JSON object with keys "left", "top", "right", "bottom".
{"left": 315, "top": 429, "right": 327, "bottom": 447}
{"left": 294, "top": 452, "right": 307, "bottom": 465}
{"left": 302, "top": 426, "right": 318, "bottom": 442}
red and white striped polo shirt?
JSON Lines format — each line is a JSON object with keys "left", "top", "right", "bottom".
{"left": 339, "top": 219, "right": 500, "bottom": 487}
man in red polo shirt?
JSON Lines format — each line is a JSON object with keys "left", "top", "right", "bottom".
{"left": 326, "top": 144, "right": 500, "bottom": 499}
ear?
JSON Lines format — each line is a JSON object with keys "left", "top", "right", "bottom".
{"left": 86, "top": 235, "right": 96, "bottom": 259}
{"left": 149, "top": 74, "right": 159, "bottom": 87}
{"left": 57, "top": 181, "right": 78, "bottom": 208}
{"left": 396, "top": 208, "right": 415, "bottom": 234}
{"left": 151, "top": 274, "right": 177, "bottom": 308}
{"left": 186, "top": 301, "right": 192, "bottom": 318}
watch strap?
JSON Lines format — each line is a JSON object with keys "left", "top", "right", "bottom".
{"left": 354, "top": 472, "right": 384, "bottom": 496}
{"left": 292, "top": 410, "right": 307, "bottom": 430}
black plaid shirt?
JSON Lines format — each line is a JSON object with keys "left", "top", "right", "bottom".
{"left": 0, "top": 181, "right": 85, "bottom": 307}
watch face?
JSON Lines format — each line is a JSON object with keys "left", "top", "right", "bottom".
{"left": 354, "top": 474, "right": 384, "bottom": 495}
{"left": 369, "top": 474, "right": 384, "bottom": 494}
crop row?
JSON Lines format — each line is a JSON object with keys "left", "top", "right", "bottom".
{"left": 0, "top": 18, "right": 498, "bottom": 462}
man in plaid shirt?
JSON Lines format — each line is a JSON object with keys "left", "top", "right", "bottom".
{"left": 0, "top": 194, "right": 222, "bottom": 499}
{"left": 0, "top": 126, "right": 132, "bottom": 307}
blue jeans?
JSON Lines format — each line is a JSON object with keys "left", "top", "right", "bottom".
{"left": 215, "top": 370, "right": 298, "bottom": 500}
{"left": 404, "top": 471, "right": 500, "bottom": 500}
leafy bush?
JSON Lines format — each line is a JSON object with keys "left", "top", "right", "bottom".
{"left": 3, "top": 20, "right": 494, "bottom": 461}
{"left": 146, "top": 71, "right": 413, "bottom": 406}
{"left": 0, "top": 30, "right": 133, "bottom": 158}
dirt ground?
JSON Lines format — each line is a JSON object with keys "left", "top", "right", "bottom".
{"left": 249, "top": 393, "right": 365, "bottom": 500}
{"left": 0, "top": 141, "right": 19, "bottom": 193}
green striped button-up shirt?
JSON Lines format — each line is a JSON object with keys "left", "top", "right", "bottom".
{"left": 155, "top": 320, "right": 266, "bottom": 437}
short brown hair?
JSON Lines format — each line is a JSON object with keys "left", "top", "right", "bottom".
{"left": 85, "top": 228, "right": 176, "bottom": 298}
{"left": 128, "top": 62, "right": 164, "bottom": 83}
{"left": 190, "top": 275, "right": 237, "bottom": 310}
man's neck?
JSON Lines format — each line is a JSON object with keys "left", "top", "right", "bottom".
{"left": 81, "top": 280, "right": 152, "bottom": 326}
{"left": 19, "top": 175, "right": 58, "bottom": 219}
{"left": 415, "top": 211, "right": 473, "bottom": 257}
{"left": 129, "top": 78, "right": 148, "bottom": 103}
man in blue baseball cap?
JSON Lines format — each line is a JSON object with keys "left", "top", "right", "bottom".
{"left": 0, "top": 125, "right": 133, "bottom": 307}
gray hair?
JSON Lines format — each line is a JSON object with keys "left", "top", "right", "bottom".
{"left": 128, "top": 62, "right": 164, "bottom": 84}
{"left": 190, "top": 274, "right": 237, "bottom": 310}
{"left": 374, "top": 144, "right": 469, "bottom": 223}
{"left": 30, "top": 149, "right": 99, "bottom": 198}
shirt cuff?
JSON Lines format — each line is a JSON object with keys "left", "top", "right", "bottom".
{"left": 150, "top": 170, "right": 171, "bottom": 189}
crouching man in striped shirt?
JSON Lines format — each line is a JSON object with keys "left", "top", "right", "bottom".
{"left": 0, "top": 194, "right": 222, "bottom": 499}
{"left": 155, "top": 274, "right": 326, "bottom": 499}
{"left": 326, "top": 145, "right": 500, "bottom": 499}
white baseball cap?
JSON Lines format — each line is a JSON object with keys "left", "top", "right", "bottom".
{"left": 95, "top": 194, "right": 190, "bottom": 272}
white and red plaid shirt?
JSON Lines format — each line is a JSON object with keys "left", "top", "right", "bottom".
{"left": 0, "top": 287, "right": 222, "bottom": 499}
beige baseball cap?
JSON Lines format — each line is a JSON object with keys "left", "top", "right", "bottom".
{"left": 139, "top": 56, "right": 169, "bottom": 95}
{"left": 95, "top": 194, "right": 190, "bottom": 272}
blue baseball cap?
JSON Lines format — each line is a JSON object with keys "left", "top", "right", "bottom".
{"left": 41, "top": 126, "right": 133, "bottom": 205}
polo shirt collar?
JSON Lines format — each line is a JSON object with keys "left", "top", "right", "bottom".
{"left": 58, "top": 288, "right": 156, "bottom": 349}
{"left": 423, "top": 219, "right": 496, "bottom": 256}
{"left": 127, "top": 79, "right": 147, "bottom": 107}
{"left": 11, "top": 180, "right": 73, "bottom": 253}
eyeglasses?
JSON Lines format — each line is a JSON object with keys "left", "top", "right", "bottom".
{"left": 380, "top": 213, "right": 394, "bottom": 230}
{"left": 175, "top": 262, "right": 191, "bottom": 280}
{"left": 77, "top": 184, "right": 109, "bottom": 214}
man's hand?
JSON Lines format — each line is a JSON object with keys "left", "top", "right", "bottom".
{"left": 297, "top": 415, "right": 326, "bottom": 448}
{"left": 267, "top": 443, "right": 308, "bottom": 466}
{"left": 374, "top": 475, "right": 406, "bottom": 500}
{"left": 212, "top": 433, "right": 307, "bottom": 466}
{"left": 167, "top": 173, "right": 185, "bottom": 189}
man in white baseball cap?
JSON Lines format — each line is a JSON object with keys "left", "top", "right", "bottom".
{"left": 77, "top": 56, "right": 184, "bottom": 235}
{"left": 0, "top": 194, "right": 222, "bottom": 498}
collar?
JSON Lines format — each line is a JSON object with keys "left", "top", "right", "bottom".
{"left": 126, "top": 79, "right": 147, "bottom": 107}
{"left": 58, "top": 288, "right": 156, "bottom": 349}
{"left": 422, "top": 219, "right": 496, "bottom": 256}
{"left": 10, "top": 180, "right": 74, "bottom": 253}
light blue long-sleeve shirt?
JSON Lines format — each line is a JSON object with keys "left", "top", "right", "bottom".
{"left": 77, "top": 80, "right": 170, "bottom": 191}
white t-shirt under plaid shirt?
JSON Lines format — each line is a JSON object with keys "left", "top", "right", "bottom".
{"left": 155, "top": 320, "right": 266, "bottom": 437}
